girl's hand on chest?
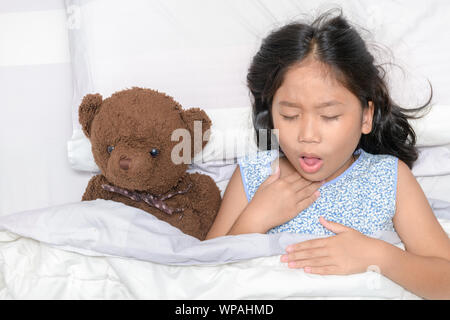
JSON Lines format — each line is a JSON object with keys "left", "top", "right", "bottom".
{"left": 280, "top": 217, "right": 385, "bottom": 275}
{"left": 248, "top": 164, "right": 323, "bottom": 231}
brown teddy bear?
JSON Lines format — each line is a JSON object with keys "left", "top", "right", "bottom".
{"left": 79, "top": 87, "right": 221, "bottom": 240}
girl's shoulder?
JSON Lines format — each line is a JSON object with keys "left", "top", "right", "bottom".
{"left": 358, "top": 149, "right": 398, "bottom": 174}
{"left": 365, "top": 150, "right": 398, "bottom": 162}
{"left": 362, "top": 151, "right": 400, "bottom": 182}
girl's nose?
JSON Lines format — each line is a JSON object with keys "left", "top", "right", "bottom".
{"left": 297, "top": 116, "right": 320, "bottom": 143}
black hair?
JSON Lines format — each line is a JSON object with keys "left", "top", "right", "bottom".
{"left": 247, "top": 8, "right": 433, "bottom": 169}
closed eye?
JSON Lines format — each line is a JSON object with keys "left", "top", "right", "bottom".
{"left": 322, "top": 116, "right": 340, "bottom": 121}
{"left": 281, "top": 115, "right": 298, "bottom": 121}
{"left": 282, "top": 115, "right": 340, "bottom": 121}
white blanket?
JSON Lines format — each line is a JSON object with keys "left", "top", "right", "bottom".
{"left": 1, "top": 199, "right": 449, "bottom": 299}
{"left": 0, "top": 231, "right": 420, "bottom": 299}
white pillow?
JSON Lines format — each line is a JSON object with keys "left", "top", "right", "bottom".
{"left": 408, "top": 105, "right": 450, "bottom": 147}
{"left": 412, "top": 144, "right": 450, "bottom": 177}
{"left": 66, "top": 0, "right": 450, "bottom": 170}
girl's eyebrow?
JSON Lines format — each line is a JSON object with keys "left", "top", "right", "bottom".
{"left": 279, "top": 100, "right": 343, "bottom": 109}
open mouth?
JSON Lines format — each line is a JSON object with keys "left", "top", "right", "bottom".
{"left": 299, "top": 156, "right": 323, "bottom": 173}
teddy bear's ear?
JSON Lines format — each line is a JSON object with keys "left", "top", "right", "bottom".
{"left": 180, "top": 108, "right": 212, "bottom": 155}
{"left": 78, "top": 93, "right": 103, "bottom": 138}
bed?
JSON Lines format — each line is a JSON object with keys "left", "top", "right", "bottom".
{"left": 1, "top": 0, "right": 449, "bottom": 300}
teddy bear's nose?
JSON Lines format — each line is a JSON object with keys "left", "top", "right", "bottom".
{"left": 119, "top": 158, "right": 132, "bottom": 170}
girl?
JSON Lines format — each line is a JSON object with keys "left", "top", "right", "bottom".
{"left": 206, "top": 9, "right": 450, "bottom": 299}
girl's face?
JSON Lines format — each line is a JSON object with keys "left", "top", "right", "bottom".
{"left": 272, "top": 58, "right": 374, "bottom": 183}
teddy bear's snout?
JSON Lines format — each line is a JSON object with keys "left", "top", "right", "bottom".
{"left": 119, "top": 157, "right": 132, "bottom": 171}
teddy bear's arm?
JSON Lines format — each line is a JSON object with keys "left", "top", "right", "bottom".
{"left": 187, "top": 173, "right": 222, "bottom": 235}
{"left": 82, "top": 174, "right": 114, "bottom": 201}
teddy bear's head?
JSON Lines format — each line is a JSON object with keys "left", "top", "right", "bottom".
{"left": 79, "top": 87, "right": 211, "bottom": 194}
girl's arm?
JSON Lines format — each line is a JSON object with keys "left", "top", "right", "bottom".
{"left": 379, "top": 159, "right": 450, "bottom": 299}
{"left": 205, "top": 165, "right": 251, "bottom": 239}
{"left": 281, "top": 159, "right": 450, "bottom": 299}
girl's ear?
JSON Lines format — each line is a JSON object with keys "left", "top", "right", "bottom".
{"left": 362, "top": 101, "right": 374, "bottom": 134}
{"left": 79, "top": 93, "right": 103, "bottom": 138}
{"left": 180, "top": 108, "right": 212, "bottom": 156}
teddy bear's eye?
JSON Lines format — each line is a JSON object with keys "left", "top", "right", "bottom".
{"left": 149, "top": 148, "right": 159, "bottom": 157}
{"left": 107, "top": 146, "right": 115, "bottom": 154}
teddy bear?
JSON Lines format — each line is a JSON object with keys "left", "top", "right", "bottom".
{"left": 79, "top": 87, "right": 221, "bottom": 240}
